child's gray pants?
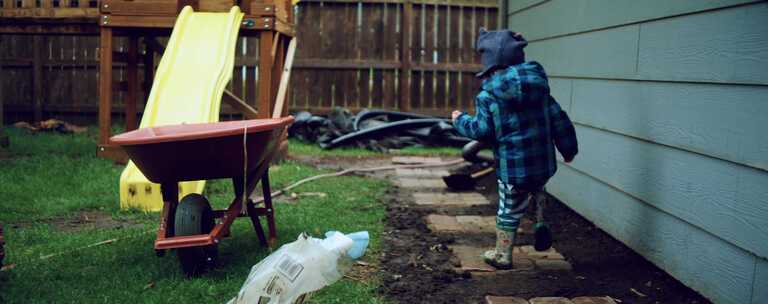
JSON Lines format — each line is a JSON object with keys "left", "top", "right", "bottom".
{"left": 496, "top": 179, "right": 546, "bottom": 232}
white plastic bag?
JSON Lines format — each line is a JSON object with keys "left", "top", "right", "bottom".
{"left": 227, "top": 232, "right": 355, "bottom": 304}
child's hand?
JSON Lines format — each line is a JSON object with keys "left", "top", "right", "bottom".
{"left": 451, "top": 110, "right": 462, "bottom": 122}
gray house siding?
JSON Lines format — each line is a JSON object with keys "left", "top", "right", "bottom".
{"left": 505, "top": 1, "right": 768, "bottom": 303}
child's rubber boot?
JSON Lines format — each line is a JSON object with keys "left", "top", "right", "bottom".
{"left": 534, "top": 221, "right": 552, "bottom": 252}
{"left": 483, "top": 229, "right": 515, "bottom": 270}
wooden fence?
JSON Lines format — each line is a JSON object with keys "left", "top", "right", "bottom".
{"left": 0, "top": 0, "right": 497, "bottom": 123}
{"left": 290, "top": 0, "right": 498, "bottom": 115}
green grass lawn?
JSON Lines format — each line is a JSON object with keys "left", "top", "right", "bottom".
{"left": 0, "top": 128, "right": 392, "bottom": 303}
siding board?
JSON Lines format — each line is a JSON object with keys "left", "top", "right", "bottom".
{"left": 638, "top": 4, "right": 768, "bottom": 85}
{"left": 570, "top": 125, "right": 768, "bottom": 258}
{"left": 549, "top": 164, "right": 756, "bottom": 304}
{"left": 506, "top": 0, "right": 546, "bottom": 15}
{"left": 525, "top": 25, "right": 639, "bottom": 79}
{"left": 754, "top": 258, "right": 768, "bottom": 304}
{"left": 507, "top": 0, "right": 757, "bottom": 41}
{"left": 570, "top": 79, "right": 768, "bottom": 171}
{"left": 548, "top": 78, "right": 572, "bottom": 111}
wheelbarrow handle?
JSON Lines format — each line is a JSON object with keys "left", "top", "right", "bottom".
{"left": 471, "top": 166, "right": 495, "bottom": 179}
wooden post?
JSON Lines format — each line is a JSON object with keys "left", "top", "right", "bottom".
{"left": 125, "top": 35, "right": 139, "bottom": 131}
{"left": 241, "top": 0, "right": 252, "bottom": 14}
{"left": 399, "top": 0, "right": 413, "bottom": 112}
{"left": 257, "top": 31, "right": 275, "bottom": 118}
{"left": 32, "top": 36, "right": 43, "bottom": 122}
{"left": 270, "top": 34, "right": 285, "bottom": 110}
{"left": 99, "top": 27, "right": 113, "bottom": 146}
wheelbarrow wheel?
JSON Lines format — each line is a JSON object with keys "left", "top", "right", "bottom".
{"left": 175, "top": 194, "right": 217, "bottom": 277}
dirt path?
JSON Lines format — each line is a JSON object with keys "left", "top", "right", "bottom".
{"left": 294, "top": 155, "right": 710, "bottom": 303}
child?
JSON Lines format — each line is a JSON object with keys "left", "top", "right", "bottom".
{"left": 452, "top": 29, "right": 578, "bottom": 270}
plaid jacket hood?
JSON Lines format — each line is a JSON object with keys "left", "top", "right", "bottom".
{"left": 454, "top": 61, "right": 578, "bottom": 186}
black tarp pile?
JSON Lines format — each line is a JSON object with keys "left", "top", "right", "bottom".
{"left": 288, "top": 108, "right": 472, "bottom": 151}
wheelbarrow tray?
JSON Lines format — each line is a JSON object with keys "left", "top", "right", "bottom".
{"left": 111, "top": 117, "right": 294, "bottom": 183}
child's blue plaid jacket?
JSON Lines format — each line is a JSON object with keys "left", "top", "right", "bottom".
{"left": 454, "top": 61, "right": 578, "bottom": 187}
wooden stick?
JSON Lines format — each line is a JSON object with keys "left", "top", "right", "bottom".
{"left": 271, "top": 37, "right": 297, "bottom": 119}
{"left": 223, "top": 90, "right": 259, "bottom": 119}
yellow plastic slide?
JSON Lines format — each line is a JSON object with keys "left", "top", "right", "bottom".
{"left": 120, "top": 6, "right": 244, "bottom": 211}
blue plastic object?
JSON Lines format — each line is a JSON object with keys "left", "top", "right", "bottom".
{"left": 325, "top": 231, "right": 370, "bottom": 259}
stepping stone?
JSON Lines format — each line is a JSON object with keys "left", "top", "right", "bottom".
{"left": 519, "top": 245, "right": 565, "bottom": 260}
{"left": 486, "top": 296, "right": 530, "bottom": 304}
{"left": 395, "top": 168, "right": 450, "bottom": 177}
{"left": 516, "top": 245, "right": 572, "bottom": 271}
{"left": 426, "top": 214, "right": 495, "bottom": 233}
{"left": 396, "top": 178, "right": 447, "bottom": 189}
{"left": 426, "top": 214, "right": 463, "bottom": 232}
{"left": 391, "top": 156, "right": 442, "bottom": 164}
{"left": 412, "top": 192, "right": 487, "bottom": 206}
{"left": 449, "top": 245, "right": 495, "bottom": 272}
{"left": 486, "top": 297, "right": 616, "bottom": 304}
{"left": 449, "top": 245, "right": 535, "bottom": 273}
{"left": 529, "top": 298, "right": 574, "bottom": 304}
{"left": 455, "top": 215, "right": 496, "bottom": 233}
{"left": 533, "top": 259, "right": 573, "bottom": 271}
{"left": 571, "top": 297, "right": 617, "bottom": 304}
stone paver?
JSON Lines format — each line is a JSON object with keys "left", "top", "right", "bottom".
{"left": 426, "top": 214, "right": 495, "bottom": 233}
{"left": 520, "top": 246, "right": 565, "bottom": 260}
{"left": 395, "top": 168, "right": 450, "bottom": 177}
{"left": 455, "top": 215, "right": 496, "bottom": 233}
{"left": 412, "top": 192, "right": 487, "bottom": 206}
{"left": 534, "top": 259, "right": 573, "bottom": 271}
{"left": 529, "top": 297, "right": 574, "bottom": 304}
{"left": 485, "top": 296, "right": 530, "bottom": 304}
{"left": 427, "top": 214, "right": 535, "bottom": 235}
{"left": 571, "top": 297, "right": 617, "bottom": 304}
{"left": 391, "top": 156, "right": 442, "bottom": 164}
{"left": 450, "top": 245, "right": 535, "bottom": 273}
{"left": 449, "top": 245, "right": 495, "bottom": 272}
{"left": 396, "top": 178, "right": 447, "bottom": 189}
{"left": 447, "top": 242, "right": 571, "bottom": 273}
{"left": 426, "top": 214, "right": 463, "bottom": 231}
{"left": 486, "top": 297, "right": 615, "bottom": 304}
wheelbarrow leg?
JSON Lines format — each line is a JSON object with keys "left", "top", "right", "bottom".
{"left": 261, "top": 169, "right": 278, "bottom": 247}
{"left": 246, "top": 198, "right": 268, "bottom": 247}
{"left": 156, "top": 182, "right": 179, "bottom": 257}
{"left": 235, "top": 171, "right": 269, "bottom": 247}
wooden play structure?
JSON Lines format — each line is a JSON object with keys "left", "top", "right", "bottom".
{"left": 2, "top": 0, "right": 296, "bottom": 275}
{"left": 0, "top": 0, "right": 295, "bottom": 162}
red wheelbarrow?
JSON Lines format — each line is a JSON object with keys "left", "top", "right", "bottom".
{"left": 111, "top": 117, "right": 293, "bottom": 275}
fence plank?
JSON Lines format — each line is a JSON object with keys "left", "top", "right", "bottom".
{"left": 447, "top": 70, "right": 458, "bottom": 109}
{"left": 399, "top": 0, "right": 412, "bottom": 111}
{"left": 299, "top": 0, "right": 498, "bottom": 8}
{"left": 371, "top": 68, "right": 383, "bottom": 108}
